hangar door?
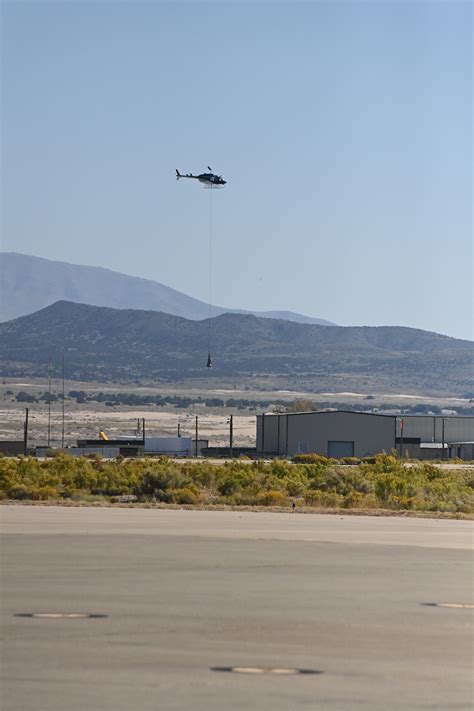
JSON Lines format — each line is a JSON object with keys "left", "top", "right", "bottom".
{"left": 327, "top": 441, "right": 354, "bottom": 458}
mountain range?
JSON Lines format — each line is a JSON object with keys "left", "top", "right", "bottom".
{"left": 1, "top": 300, "right": 472, "bottom": 396}
{"left": 0, "top": 252, "right": 334, "bottom": 326}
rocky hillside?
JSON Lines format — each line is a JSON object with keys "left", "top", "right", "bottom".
{"left": 1, "top": 301, "right": 472, "bottom": 396}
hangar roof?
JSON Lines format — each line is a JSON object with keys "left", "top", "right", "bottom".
{"left": 261, "top": 410, "right": 396, "bottom": 418}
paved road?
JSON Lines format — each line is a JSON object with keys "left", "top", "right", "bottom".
{"left": 2, "top": 506, "right": 473, "bottom": 549}
{"left": 1, "top": 507, "right": 473, "bottom": 710}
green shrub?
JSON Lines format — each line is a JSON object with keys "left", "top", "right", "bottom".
{"left": 342, "top": 491, "right": 365, "bottom": 508}
{"left": 182, "top": 461, "right": 219, "bottom": 489}
{"left": 152, "top": 489, "right": 174, "bottom": 503}
{"left": 7, "top": 483, "right": 58, "bottom": 500}
{"left": 269, "top": 460, "right": 294, "bottom": 479}
{"left": 374, "top": 474, "right": 417, "bottom": 505}
{"left": 216, "top": 468, "right": 258, "bottom": 496}
{"left": 304, "top": 491, "right": 343, "bottom": 507}
{"left": 308, "top": 468, "right": 343, "bottom": 493}
{"left": 0, "top": 455, "right": 472, "bottom": 514}
{"left": 230, "top": 490, "right": 287, "bottom": 507}
{"left": 7, "top": 484, "right": 32, "bottom": 500}
{"left": 36, "top": 485, "right": 60, "bottom": 500}
{"left": 257, "top": 490, "right": 290, "bottom": 507}
{"left": 172, "top": 487, "right": 200, "bottom": 505}
{"left": 283, "top": 472, "right": 309, "bottom": 497}
{"left": 379, "top": 454, "right": 405, "bottom": 472}
{"left": 292, "top": 453, "right": 329, "bottom": 465}
{"left": 137, "top": 469, "right": 192, "bottom": 498}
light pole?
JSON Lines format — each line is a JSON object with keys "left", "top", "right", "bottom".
{"left": 228, "top": 415, "right": 233, "bottom": 458}
{"left": 47, "top": 358, "right": 52, "bottom": 448}
{"left": 195, "top": 415, "right": 199, "bottom": 458}
{"left": 442, "top": 417, "right": 446, "bottom": 460}
{"left": 24, "top": 408, "right": 29, "bottom": 455}
{"left": 61, "top": 352, "right": 65, "bottom": 449}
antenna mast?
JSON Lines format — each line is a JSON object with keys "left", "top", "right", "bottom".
{"left": 47, "top": 358, "right": 52, "bottom": 448}
{"left": 61, "top": 352, "right": 65, "bottom": 449}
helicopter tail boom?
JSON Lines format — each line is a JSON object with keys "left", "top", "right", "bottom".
{"left": 176, "top": 169, "right": 197, "bottom": 180}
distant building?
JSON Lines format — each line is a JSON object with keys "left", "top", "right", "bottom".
{"left": 76, "top": 437, "right": 144, "bottom": 458}
{"left": 257, "top": 411, "right": 474, "bottom": 460}
{"left": 145, "top": 437, "right": 193, "bottom": 456}
{"left": 401, "top": 415, "right": 474, "bottom": 445}
{"left": 448, "top": 442, "right": 474, "bottom": 460}
{"left": 395, "top": 437, "right": 421, "bottom": 459}
{"left": 419, "top": 442, "right": 449, "bottom": 460}
{"left": 0, "top": 440, "right": 25, "bottom": 456}
{"left": 69, "top": 436, "right": 203, "bottom": 458}
{"left": 257, "top": 411, "right": 396, "bottom": 458}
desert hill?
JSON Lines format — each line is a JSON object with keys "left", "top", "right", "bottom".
{"left": 1, "top": 300, "right": 471, "bottom": 396}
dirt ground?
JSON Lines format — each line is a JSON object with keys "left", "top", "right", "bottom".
{"left": 0, "top": 405, "right": 256, "bottom": 448}
{"left": 1, "top": 377, "right": 472, "bottom": 449}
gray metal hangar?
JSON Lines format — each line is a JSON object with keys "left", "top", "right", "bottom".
{"left": 256, "top": 411, "right": 474, "bottom": 459}
{"left": 401, "top": 415, "right": 474, "bottom": 444}
{"left": 398, "top": 415, "right": 474, "bottom": 460}
{"left": 257, "top": 411, "right": 396, "bottom": 458}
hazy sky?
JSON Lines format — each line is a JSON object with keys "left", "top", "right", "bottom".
{"left": 2, "top": 1, "right": 472, "bottom": 339}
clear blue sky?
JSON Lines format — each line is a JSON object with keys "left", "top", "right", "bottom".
{"left": 2, "top": 0, "right": 472, "bottom": 339}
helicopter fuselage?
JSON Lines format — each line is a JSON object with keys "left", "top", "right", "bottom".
{"left": 176, "top": 169, "right": 226, "bottom": 187}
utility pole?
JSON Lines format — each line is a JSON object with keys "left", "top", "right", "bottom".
{"left": 441, "top": 418, "right": 445, "bottom": 460}
{"left": 47, "top": 358, "right": 52, "bottom": 448}
{"left": 23, "top": 408, "right": 29, "bottom": 455}
{"left": 399, "top": 418, "right": 404, "bottom": 459}
{"left": 195, "top": 415, "right": 199, "bottom": 458}
{"left": 61, "top": 352, "right": 65, "bottom": 449}
{"left": 177, "top": 422, "right": 181, "bottom": 438}
{"left": 142, "top": 418, "right": 145, "bottom": 444}
{"left": 229, "top": 414, "right": 233, "bottom": 458}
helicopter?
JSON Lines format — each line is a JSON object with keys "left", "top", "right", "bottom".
{"left": 176, "top": 166, "right": 225, "bottom": 370}
{"left": 176, "top": 167, "right": 226, "bottom": 188}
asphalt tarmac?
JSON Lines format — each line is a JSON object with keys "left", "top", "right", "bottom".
{"left": 1, "top": 506, "right": 473, "bottom": 710}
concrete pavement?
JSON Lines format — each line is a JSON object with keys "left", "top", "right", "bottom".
{"left": 1, "top": 506, "right": 473, "bottom": 710}
{"left": 2, "top": 505, "right": 473, "bottom": 549}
